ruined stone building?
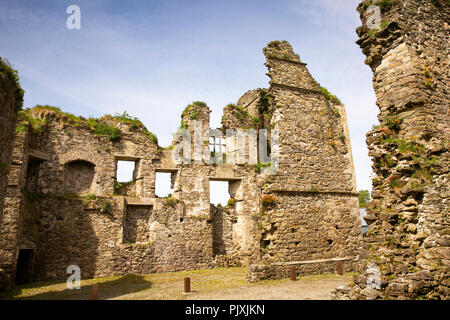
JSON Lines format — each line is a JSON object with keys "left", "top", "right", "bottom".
{"left": 0, "top": 40, "right": 362, "bottom": 290}
{"left": 333, "top": 0, "right": 449, "bottom": 300}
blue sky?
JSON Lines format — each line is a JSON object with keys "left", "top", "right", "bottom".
{"left": 0, "top": 0, "right": 378, "bottom": 202}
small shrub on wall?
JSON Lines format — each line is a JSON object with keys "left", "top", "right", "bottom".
{"left": 261, "top": 195, "right": 276, "bottom": 208}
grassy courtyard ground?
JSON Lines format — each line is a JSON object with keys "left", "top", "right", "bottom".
{"left": 0, "top": 267, "right": 352, "bottom": 300}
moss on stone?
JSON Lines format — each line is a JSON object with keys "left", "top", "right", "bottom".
{"left": 181, "top": 101, "right": 208, "bottom": 118}
{"left": 320, "top": 87, "right": 341, "bottom": 104}
{"left": 225, "top": 103, "right": 260, "bottom": 126}
{"left": 377, "top": 0, "right": 398, "bottom": 12}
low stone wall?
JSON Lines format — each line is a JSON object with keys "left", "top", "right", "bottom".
{"left": 246, "top": 258, "right": 359, "bottom": 282}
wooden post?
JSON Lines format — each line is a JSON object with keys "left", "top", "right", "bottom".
{"left": 184, "top": 277, "right": 191, "bottom": 293}
{"left": 90, "top": 283, "right": 98, "bottom": 300}
{"left": 335, "top": 261, "right": 343, "bottom": 276}
{"left": 289, "top": 266, "right": 296, "bottom": 281}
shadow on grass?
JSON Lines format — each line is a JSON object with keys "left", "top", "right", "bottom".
{"left": 0, "top": 274, "right": 152, "bottom": 300}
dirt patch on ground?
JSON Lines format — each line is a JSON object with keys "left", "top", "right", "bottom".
{"left": 188, "top": 276, "right": 351, "bottom": 300}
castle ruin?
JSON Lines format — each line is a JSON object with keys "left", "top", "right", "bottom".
{"left": 0, "top": 41, "right": 362, "bottom": 290}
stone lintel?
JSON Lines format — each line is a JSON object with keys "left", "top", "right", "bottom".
{"left": 125, "top": 197, "right": 155, "bottom": 206}
{"left": 114, "top": 155, "right": 141, "bottom": 161}
{"left": 267, "top": 56, "right": 308, "bottom": 66}
{"left": 209, "top": 176, "right": 243, "bottom": 181}
{"left": 270, "top": 189, "right": 359, "bottom": 196}
{"left": 155, "top": 168, "right": 179, "bottom": 173}
{"left": 28, "top": 150, "right": 49, "bottom": 161}
{"left": 272, "top": 256, "right": 357, "bottom": 266}
{"left": 270, "top": 82, "right": 322, "bottom": 95}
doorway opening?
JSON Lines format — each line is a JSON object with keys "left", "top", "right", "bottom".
{"left": 15, "top": 249, "right": 34, "bottom": 285}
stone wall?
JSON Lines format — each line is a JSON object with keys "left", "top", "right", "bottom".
{"left": 0, "top": 133, "right": 27, "bottom": 291}
{"left": 27, "top": 197, "right": 213, "bottom": 280}
{"left": 0, "top": 58, "right": 23, "bottom": 221}
{"left": 0, "top": 57, "right": 23, "bottom": 290}
{"left": 333, "top": 0, "right": 449, "bottom": 300}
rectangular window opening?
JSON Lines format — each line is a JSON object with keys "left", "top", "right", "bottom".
{"left": 209, "top": 137, "right": 226, "bottom": 155}
{"left": 209, "top": 180, "right": 231, "bottom": 207}
{"left": 116, "top": 160, "right": 137, "bottom": 183}
{"left": 155, "top": 172, "right": 174, "bottom": 198}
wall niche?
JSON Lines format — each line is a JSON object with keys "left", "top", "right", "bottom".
{"left": 64, "top": 160, "right": 95, "bottom": 194}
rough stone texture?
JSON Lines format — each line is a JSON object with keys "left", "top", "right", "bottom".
{"left": 211, "top": 205, "right": 236, "bottom": 256}
{"left": 0, "top": 41, "right": 361, "bottom": 288}
{"left": 0, "top": 59, "right": 22, "bottom": 222}
{"left": 0, "top": 58, "right": 23, "bottom": 290}
{"left": 333, "top": 0, "right": 449, "bottom": 300}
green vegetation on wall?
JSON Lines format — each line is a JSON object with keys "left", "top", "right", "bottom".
{"left": 320, "top": 87, "right": 342, "bottom": 105}
{"left": 226, "top": 103, "right": 260, "bottom": 127}
{"left": 108, "top": 111, "right": 158, "bottom": 144}
{"left": 377, "top": 0, "right": 398, "bottom": 12}
{"left": 0, "top": 57, "right": 24, "bottom": 113}
{"left": 14, "top": 106, "right": 159, "bottom": 145}
{"left": 180, "top": 101, "right": 209, "bottom": 128}
{"left": 358, "top": 190, "right": 371, "bottom": 208}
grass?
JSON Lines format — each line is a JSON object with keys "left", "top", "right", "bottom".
{"left": 0, "top": 267, "right": 351, "bottom": 300}
{"left": 225, "top": 103, "right": 260, "bottom": 126}
{"left": 182, "top": 101, "right": 208, "bottom": 118}
{"left": 15, "top": 107, "right": 159, "bottom": 144}
{"left": 16, "top": 110, "right": 48, "bottom": 135}
{"left": 320, "top": 87, "right": 341, "bottom": 104}
{"left": 258, "top": 89, "right": 273, "bottom": 116}
{"left": 254, "top": 161, "right": 271, "bottom": 173}
{"left": 165, "top": 196, "right": 178, "bottom": 207}
{"left": 93, "top": 122, "right": 121, "bottom": 142}
{"left": 84, "top": 193, "right": 97, "bottom": 201}
{"left": 144, "top": 130, "right": 158, "bottom": 145}
{"left": 100, "top": 200, "right": 111, "bottom": 213}
{"left": 366, "top": 20, "right": 390, "bottom": 39}
{"left": 381, "top": 136, "right": 426, "bottom": 155}
{"left": 377, "top": 0, "right": 398, "bottom": 11}
{"left": 108, "top": 111, "right": 158, "bottom": 144}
